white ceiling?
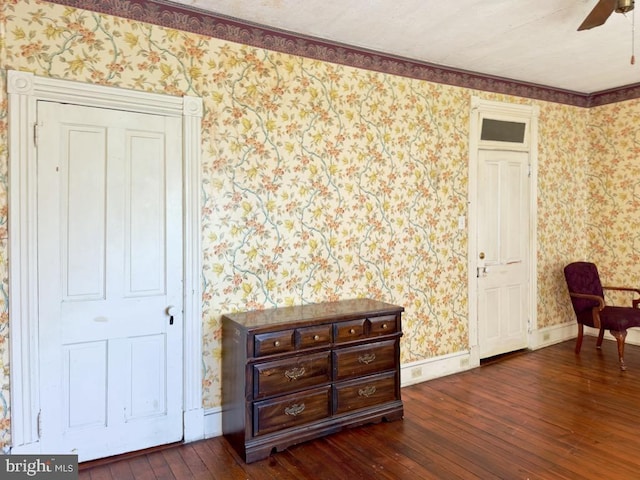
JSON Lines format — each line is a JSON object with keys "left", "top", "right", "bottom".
{"left": 167, "top": 0, "right": 640, "bottom": 94}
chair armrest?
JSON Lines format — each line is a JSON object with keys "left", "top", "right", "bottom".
{"left": 569, "top": 292, "right": 605, "bottom": 329}
{"left": 602, "top": 286, "right": 640, "bottom": 308}
{"left": 568, "top": 292, "right": 605, "bottom": 310}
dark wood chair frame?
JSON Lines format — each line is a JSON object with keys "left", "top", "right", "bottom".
{"left": 568, "top": 286, "right": 640, "bottom": 370}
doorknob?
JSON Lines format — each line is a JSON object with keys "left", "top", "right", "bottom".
{"left": 478, "top": 251, "right": 486, "bottom": 277}
{"left": 166, "top": 305, "right": 178, "bottom": 325}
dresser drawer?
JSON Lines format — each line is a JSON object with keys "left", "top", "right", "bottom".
{"left": 254, "top": 330, "right": 294, "bottom": 357}
{"left": 333, "top": 339, "right": 396, "bottom": 381}
{"left": 334, "top": 318, "right": 367, "bottom": 343}
{"left": 253, "top": 352, "right": 331, "bottom": 399}
{"left": 253, "top": 386, "right": 331, "bottom": 436}
{"left": 297, "top": 324, "right": 332, "bottom": 349}
{"left": 334, "top": 371, "right": 397, "bottom": 415}
{"left": 369, "top": 314, "right": 398, "bottom": 336}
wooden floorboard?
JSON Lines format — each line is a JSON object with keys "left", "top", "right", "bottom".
{"left": 80, "top": 338, "right": 640, "bottom": 479}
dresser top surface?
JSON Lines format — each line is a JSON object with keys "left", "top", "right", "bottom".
{"left": 222, "top": 298, "right": 403, "bottom": 330}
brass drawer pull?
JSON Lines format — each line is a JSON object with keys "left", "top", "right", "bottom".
{"left": 284, "top": 367, "right": 306, "bottom": 381}
{"left": 313, "top": 334, "right": 320, "bottom": 340}
{"left": 349, "top": 328, "right": 356, "bottom": 334}
{"left": 274, "top": 340, "right": 281, "bottom": 347}
{"left": 358, "top": 385, "right": 377, "bottom": 398}
{"left": 358, "top": 353, "right": 376, "bottom": 364}
{"left": 284, "top": 403, "right": 305, "bottom": 417}
{"left": 381, "top": 323, "right": 388, "bottom": 330}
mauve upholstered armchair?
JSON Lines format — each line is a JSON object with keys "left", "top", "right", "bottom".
{"left": 564, "top": 262, "right": 640, "bottom": 370}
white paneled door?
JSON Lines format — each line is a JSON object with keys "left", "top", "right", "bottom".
{"left": 36, "top": 101, "right": 183, "bottom": 461}
{"left": 477, "top": 149, "right": 529, "bottom": 359}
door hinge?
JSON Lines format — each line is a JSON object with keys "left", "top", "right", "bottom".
{"left": 37, "top": 409, "right": 42, "bottom": 438}
{"left": 33, "top": 122, "right": 39, "bottom": 147}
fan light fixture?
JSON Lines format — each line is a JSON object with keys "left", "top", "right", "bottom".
{"left": 616, "top": 0, "right": 635, "bottom": 14}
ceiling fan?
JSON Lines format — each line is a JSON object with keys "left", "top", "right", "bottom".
{"left": 578, "top": 0, "right": 635, "bottom": 31}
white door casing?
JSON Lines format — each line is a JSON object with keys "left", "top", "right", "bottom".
{"left": 468, "top": 97, "right": 539, "bottom": 363}
{"left": 37, "top": 102, "right": 182, "bottom": 460}
{"left": 7, "top": 71, "right": 204, "bottom": 453}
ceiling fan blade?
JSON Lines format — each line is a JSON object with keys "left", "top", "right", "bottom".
{"left": 578, "top": 0, "right": 617, "bottom": 30}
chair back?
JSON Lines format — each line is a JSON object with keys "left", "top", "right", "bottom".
{"left": 563, "top": 262, "right": 604, "bottom": 315}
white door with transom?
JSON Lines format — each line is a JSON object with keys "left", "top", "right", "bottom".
{"left": 477, "top": 149, "right": 529, "bottom": 358}
{"left": 36, "top": 101, "right": 183, "bottom": 461}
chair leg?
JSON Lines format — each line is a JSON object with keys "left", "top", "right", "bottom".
{"left": 575, "top": 323, "right": 584, "bottom": 353}
{"left": 596, "top": 327, "right": 605, "bottom": 348}
{"left": 610, "top": 330, "right": 628, "bottom": 371}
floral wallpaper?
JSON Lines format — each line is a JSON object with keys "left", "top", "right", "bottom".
{"left": 0, "top": 0, "right": 623, "bottom": 449}
{"left": 586, "top": 99, "right": 640, "bottom": 302}
{"left": 536, "top": 103, "right": 591, "bottom": 324}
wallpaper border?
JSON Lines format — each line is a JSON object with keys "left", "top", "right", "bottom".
{"left": 42, "top": 1, "right": 640, "bottom": 106}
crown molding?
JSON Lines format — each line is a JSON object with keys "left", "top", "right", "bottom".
{"left": 43, "top": 0, "right": 638, "bottom": 108}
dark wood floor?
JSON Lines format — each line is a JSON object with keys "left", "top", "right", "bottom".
{"left": 79, "top": 338, "right": 640, "bottom": 479}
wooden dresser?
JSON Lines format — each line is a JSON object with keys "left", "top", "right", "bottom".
{"left": 221, "top": 298, "right": 404, "bottom": 463}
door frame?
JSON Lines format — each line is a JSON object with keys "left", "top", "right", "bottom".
{"left": 7, "top": 70, "right": 204, "bottom": 451}
{"left": 468, "top": 97, "right": 539, "bottom": 364}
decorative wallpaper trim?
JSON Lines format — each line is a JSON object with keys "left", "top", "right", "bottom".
{"left": 44, "top": 0, "right": 639, "bottom": 108}
{"left": 589, "top": 83, "right": 640, "bottom": 107}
